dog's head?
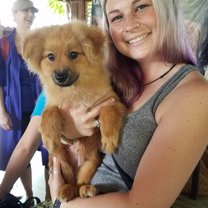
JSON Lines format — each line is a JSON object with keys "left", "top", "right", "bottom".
{"left": 22, "top": 20, "right": 107, "bottom": 89}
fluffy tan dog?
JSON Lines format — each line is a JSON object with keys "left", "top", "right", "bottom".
{"left": 22, "top": 21, "right": 126, "bottom": 201}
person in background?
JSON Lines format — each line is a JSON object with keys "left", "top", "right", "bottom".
{"left": 0, "top": 0, "right": 41, "bottom": 199}
{"left": 47, "top": 0, "right": 208, "bottom": 208}
{"left": 0, "top": 92, "right": 49, "bottom": 202}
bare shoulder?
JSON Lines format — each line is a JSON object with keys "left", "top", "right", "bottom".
{"left": 175, "top": 69, "right": 208, "bottom": 104}
{"left": 157, "top": 68, "right": 208, "bottom": 144}
{"left": 180, "top": 70, "right": 208, "bottom": 117}
{"left": 161, "top": 68, "right": 208, "bottom": 112}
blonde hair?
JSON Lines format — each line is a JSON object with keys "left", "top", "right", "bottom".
{"left": 101, "top": 0, "right": 196, "bottom": 106}
{"left": 152, "top": 0, "right": 196, "bottom": 64}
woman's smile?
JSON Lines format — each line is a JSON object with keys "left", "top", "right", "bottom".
{"left": 127, "top": 32, "right": 152, "bottom": 45}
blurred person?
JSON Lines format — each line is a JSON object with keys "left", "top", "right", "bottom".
{"left": 0, "top": 0, "right": 41, "bottom": 199}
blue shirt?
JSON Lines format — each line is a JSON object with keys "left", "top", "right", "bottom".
{"left": 31, "top": 91, "right": 49, "bottom": 167}
{"left": 32, "top": 91, "right": 46, "bottom": 116}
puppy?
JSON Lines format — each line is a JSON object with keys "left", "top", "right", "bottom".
{"left": 22, "top": 20, "right": 126, "bottom": 201}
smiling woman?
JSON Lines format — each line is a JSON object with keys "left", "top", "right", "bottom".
{"left": 0, "top": 0, "right": 68, "bottom": 29}
{"left": 0, "top": 0, "right": 42, "bottom": 201}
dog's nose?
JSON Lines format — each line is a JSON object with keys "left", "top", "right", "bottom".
{"left": 52, "top": 69, "right": 79, "bottom": 87}
{"left": 54, "top": 70, "right": 68, "bottom": 83}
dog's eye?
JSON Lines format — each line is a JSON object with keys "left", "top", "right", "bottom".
{"left": 68, "top": 51, "right": 78, "bottom": 60}
{"left": 47, "top": 53, "right": 55, "bottom": 61}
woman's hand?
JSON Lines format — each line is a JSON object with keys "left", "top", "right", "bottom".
{"left": 48, "top": 157, "right": 65, "bottom": 203}
{"left": 62, "top": 96, "right": 115, "bottom": 140}
{"left": 0, "top": 111, "right": 13, "bottom": 130}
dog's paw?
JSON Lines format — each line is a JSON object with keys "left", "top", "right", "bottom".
{"left": 101, "top": 136, "right": 119, "bottom": 154}
{"left": 58, "top": 184, "right": 78, "bottom": 202}
{"left": 79, "top": 185, "right": 97, "bottom": 198}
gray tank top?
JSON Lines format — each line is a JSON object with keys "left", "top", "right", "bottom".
{"left": 92, "top": 64, "right": 197, "bottom": 193}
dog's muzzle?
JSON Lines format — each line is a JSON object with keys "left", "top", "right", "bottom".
{"left": 52, "top": 69, "right": 79, "bottom": 87}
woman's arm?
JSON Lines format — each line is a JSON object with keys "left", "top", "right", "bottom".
{"left": 0, "top": 87, "right": 12, "bottom": 130}
{"left": 0, "top": 51, "right": 12, "bottom": 130}
{"left": 49, "top": 75, "right": 208, "bottom": 208}
{"left": 0, "top": 116, "right": 42, "bottom": 198}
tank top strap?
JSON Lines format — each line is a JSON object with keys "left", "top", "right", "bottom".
{"left": 152, "top": 64, "right": 197, "bottom": 113}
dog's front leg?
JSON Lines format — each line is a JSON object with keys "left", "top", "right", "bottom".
{"left": 77, "top": 148, "right": 101, "bottom": 197}
{"left": 41, "top": 107, "right": 79, "bottom": 201}
{"left": 40, "top": 106, "right": 64, "bottom": 154}
{"left": 99, "top": 102, "right": 126, "bottom": 154}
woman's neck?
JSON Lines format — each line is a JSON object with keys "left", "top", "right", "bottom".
{"left": 140, "top": 61, "right": 175, "bottom": 84}
{"left": 15, "top": 28, "right": 25, "bottom": 40}
{"left": 14, "top": 29, "right": 26, "bottom": 55}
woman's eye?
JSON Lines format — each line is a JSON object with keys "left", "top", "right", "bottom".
{"left": 135, "top": 4, "right": 149, "bottom": 12}
{"left": 47, "top": 53, "right": 55, "bottom": 61}
{"left": 68, "top": 51, "right": 78, "bottom": 60}
{"left": 111, "top": 15, "right": 123, "bottom": 23}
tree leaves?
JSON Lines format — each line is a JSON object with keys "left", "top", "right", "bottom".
{"left": 48, "top": 0, "right": 65, "bottom": 14}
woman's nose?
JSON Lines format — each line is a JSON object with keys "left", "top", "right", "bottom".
{"left": 124, "top": 13, "right": 140, "bottom": 33}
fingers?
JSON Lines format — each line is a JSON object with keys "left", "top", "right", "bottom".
{"left": 0, "top": 115, "right": 13, "bottom": 130}
{"left": 48, "top": 157, "right": 65, "bottom": 202}
{"left": 63, "top": 96, "right": 115, "bottom": 138}
{"left": 8, "top": 117, "right": 13, "bottom": 128}
{"left": 87, "top": 97, "right": 115, "bottom": 118}
{"left": 0, "top": 122, "right": 12, "bottom": 130}
{"left": 51, "top": 157, "right": 61, "bottom": 175}
{"left": 69, "top": 97, "right": 115, "bottom": 119}
{"left": 49, "top": 157, "right": 61, "bottom": 182}
{"left": 93, "top": 96, "right": 116, "bottom": 109}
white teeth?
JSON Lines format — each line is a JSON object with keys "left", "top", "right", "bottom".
{"left": 128, "top": 33, "right": 149, "bottom": 44}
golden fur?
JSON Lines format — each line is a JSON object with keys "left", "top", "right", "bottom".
{"left": 22, "top": 20, "right": 126, "bottom": 201}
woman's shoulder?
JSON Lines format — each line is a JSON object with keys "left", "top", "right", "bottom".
{"left": 172, "top": 64, "right": 208, "bottom": 94}
{"left": 156, "top": 65, "right": 208, "bottom": 145}
{"left": 181, "top": 65, "right": 208, "bottom": 93}
{"left": 158, "top": 65, "right": 208, "bottom": 120}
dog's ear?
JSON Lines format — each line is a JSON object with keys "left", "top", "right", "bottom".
{"left": 79, "top": 24, "right": 106, "bottom": 65}
{"left": 22, "top": 29, "right": 45, "bottom": 73}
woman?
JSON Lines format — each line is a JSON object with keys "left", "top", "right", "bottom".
{"left": 48, "top": 0, "right": 208, "bottom": 208}
{"left": 0, "top": 0, "right": 40, "bottom": 198}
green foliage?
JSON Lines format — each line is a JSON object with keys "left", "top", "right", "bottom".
{"left": 48, "top": 0, "right": 65, "bottom": 14}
